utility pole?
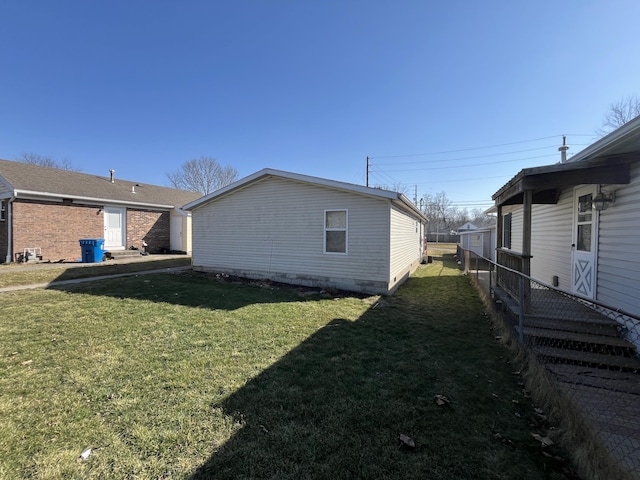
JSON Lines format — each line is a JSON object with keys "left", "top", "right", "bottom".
{"left": 558, "top": 135, "right": 569, "bottom": 163}
{"left": 366, "top": 156, "right": 369, "bottom": 187}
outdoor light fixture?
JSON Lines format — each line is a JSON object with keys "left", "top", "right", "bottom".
{"left": 592, "top": 189, "right": 615, "bottom": 211}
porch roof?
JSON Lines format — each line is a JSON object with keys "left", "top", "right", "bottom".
{"left": 493, "top": 114, "right": 640, "bottom": 207}
{"left": 492, "top": 155, "right": 633, "bottom": 206}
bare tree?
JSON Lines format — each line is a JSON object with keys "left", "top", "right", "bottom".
{"left": 167, "top": 156, "right": 238, "bottom": 195}
{"left": 469, "top": 207, "right": 495, "bottom": 227}
{"left": 596, "top": 95, "right": 640, "bottom": 137}
{"left": 421, "top": 191, "right": 456, "bottom": 234}
{"left": 369, "top": 181, "right": 410, "bottom": 196}
{"left": 17, "top": 152, "right": 80, "bottom": 171}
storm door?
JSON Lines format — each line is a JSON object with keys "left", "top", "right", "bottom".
{"left": 571, "top": 186, "right": 598, "bottom": 298}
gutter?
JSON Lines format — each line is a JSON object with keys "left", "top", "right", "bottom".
{"left": 394, "top": 194, "right": 428, "bottom": 222}
{"left": 14, "top": 189, "right": 175, "bottom": 209}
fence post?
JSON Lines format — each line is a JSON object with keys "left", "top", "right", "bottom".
{"left": 489, "top": 263, "right": 493, "bottom": 298}
{"left": 474, "top": 253, "right": 478, "bottom": 279}
{"left": 518, "top": 275, "right": 525, "bottom": 343}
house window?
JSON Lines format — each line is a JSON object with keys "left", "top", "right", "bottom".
{"left": 325, "top": 210, "right": 347, "bottom": 254}
{"left": 0, "top": 201, "right": 5, "bottom": 221}
{"left": 503, "top": 213, "right": 512, "bottom": 249}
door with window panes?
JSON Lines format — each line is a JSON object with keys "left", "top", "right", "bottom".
{"left": 571, "top": 185, "right": 598, "bottom": 298}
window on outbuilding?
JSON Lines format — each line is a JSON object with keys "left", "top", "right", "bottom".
{"left": 324, "top": 210, "right": 347, "bottom": 254}
{"left": 502, "top": 213, "right": 512, "bottom": 249}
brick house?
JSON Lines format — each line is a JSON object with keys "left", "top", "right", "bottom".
{"left": 0, "top": 159, "right": 201, "bottom": 263}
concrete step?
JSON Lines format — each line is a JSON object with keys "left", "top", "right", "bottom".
{"left": 525, "top": 315, "right": 620, "bottom": 337}
{"left": 106, "top": 250, "right": 146, "bottom": 259}
{"left": 546, "top": 363, "right": 640, "bottom": 395}
{"left": 523, "top": 327, "right": 636, "bottom": 356}
{"left": 533, "top": 346, "right": 640, "bottom": 372}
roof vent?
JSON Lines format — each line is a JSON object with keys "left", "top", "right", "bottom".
{"left": 131, "top": 185, "right": 136, "bottom": 194}
{"left": 109, "top": 169, "right": 115, "bottom": 183}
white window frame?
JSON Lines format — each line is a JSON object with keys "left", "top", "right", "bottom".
{"left": 324, "top": 209, "right": 348, "bottom": 254}
{"left": 0, "top": 200, "right": 5, "bottom": 222}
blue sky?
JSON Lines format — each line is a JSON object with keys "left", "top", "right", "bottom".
{"left": 1, "top": 1, "right": 639, "bottom": 210}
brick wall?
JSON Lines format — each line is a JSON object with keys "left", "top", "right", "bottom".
{"left": 126, "top": 209, "right": 170, "bottom": 253}
{"left": 10, "top": 200, "right": 173, "bottom": 262}
{"left": 12, "top": 199, "right": 103, "bottom": 261}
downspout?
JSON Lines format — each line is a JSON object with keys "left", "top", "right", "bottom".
{"left": 6, "top": 197, "right": 13, "bottom": 263}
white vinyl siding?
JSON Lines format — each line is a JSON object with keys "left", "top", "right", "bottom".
{"left": 501, "top": 205, "right": 522, "bottom": 253}
{"left": 530, "top": 189, "right": 573, "bottom": 288}
{"left": 596, "top": 163, "right": 640, "bottom": 315}
{"left": 0, "top": 179, "right": 11, "bottom": 198}
{"left": 389, "top": 205, "right": 423, "bottom": 290}
{"left": 191, "top": 176, "right": 391, "bottom": 290}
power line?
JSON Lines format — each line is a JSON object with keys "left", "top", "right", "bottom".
{"left": 370, "top": 153, "right": 558, "bottom": 173}
{"left": 411, "top": 174, "right": 514, "bottom": 184}
{"left": 369, "top": 135, "right": 563, "bottom": 159}
{"left": 369, "top": 134, "right": 593, "bottom": 160}
{"left": 371, "top": 143, "right": 590, "bottom": 166}
{"left": 371, "top": 145, "right": 557, "bottom": 166}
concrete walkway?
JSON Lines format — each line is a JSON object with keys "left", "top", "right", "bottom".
{"left": 0, "top": 254, "right": 192, "bottom": 293}
{"left": 0, "top": 266, "right": 192, "bottom": 293}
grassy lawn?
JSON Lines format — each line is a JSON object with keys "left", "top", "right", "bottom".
{"left": 427, "top": 242, "right": 458, "bottom": 256}
{"left": 0, "top": 256, "right": 572, "bottom": 479}
{"left": 0, "top": 257, "right": 191, "bottom": 288}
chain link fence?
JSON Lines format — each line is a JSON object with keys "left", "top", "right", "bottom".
{"left": 458, "top": 246, "right": 640, "bottom": 479}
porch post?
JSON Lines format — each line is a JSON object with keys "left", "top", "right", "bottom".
{"left": 522, "top": 190, "right": 532, "bottom": 276}
{"left": 496, "top": 205, "right": 503, "bottom": 249}
{"left": 495, "top": 204, "right": 504, "bottom": 292}
{"left": 522, "top": 189, "right": 532, "bottom": 314}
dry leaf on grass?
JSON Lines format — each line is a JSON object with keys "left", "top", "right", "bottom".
{"left": 434, "top": 394, "right": 450, "bottom": 406}
{"left": 542, "top": 451, "right": 565, "bottom": 462}
{"left": 531, "top": 433, "right": 554, "bottom": 447}
{"left": 399, "top": 434, "right": 416, "bottom": 448}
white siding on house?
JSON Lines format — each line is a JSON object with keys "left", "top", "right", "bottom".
{"left": 501, "top": 205, "right": 523, "bottom": 253}
{"left": 0, "top": 179, "right": 12, "bottom": 198}
{"left": 389, "top": 205, "right": 423, "bottom": 291}
{"left": 596, "top": 164, "right": 640, "bottom": 316}
{"left": 530, "top": 189, "right": 573, "bottom": 288}
{"left": 191, "top": 176, "right": 393, "bottom": 293}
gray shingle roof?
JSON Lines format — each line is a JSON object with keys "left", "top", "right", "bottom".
{"left": 0, "top": 159, "right": 201, "bottom": 209}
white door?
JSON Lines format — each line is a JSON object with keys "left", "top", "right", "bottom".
{"left": 170, "top": 214, "right": 183, "bottom": 252}
{"left": 104, "top": 207, "right": 125, "bottom": 250}
{"left": 571, "top": 186, "right": 598, "bottom": 298}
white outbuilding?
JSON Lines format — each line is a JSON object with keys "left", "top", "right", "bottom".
{"left": 183, "top": 169, "right": 428, "bottom": 295}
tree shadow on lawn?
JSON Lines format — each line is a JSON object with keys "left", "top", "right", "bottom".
{"left": 187, "top": 273, "right": 554, "bottom": 480}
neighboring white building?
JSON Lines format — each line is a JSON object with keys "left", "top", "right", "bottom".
{"left": 457, "top": 222, "right": 478, "bottom": 233}
{"left": 492, "top": 115, "right": 640, "bottom": 316}
{"left": 183, "top": 168, "right": 427, "bottom": 295}
{"left": 459, "top": 225, "right": 496, "bottom": 261}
